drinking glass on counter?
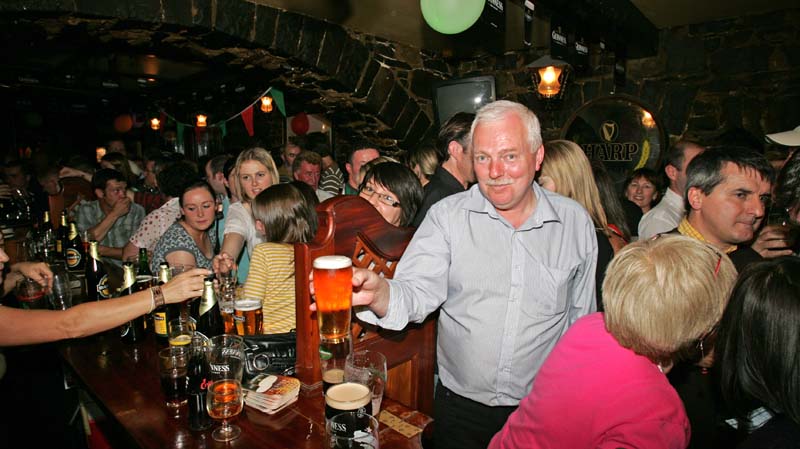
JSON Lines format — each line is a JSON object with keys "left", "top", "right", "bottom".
{"left": 15, "top": 277, "right": 46, "bottom": 309}
{"left": 207, "top": 334, "right": 245, "bottom": 382}
{"left": 313, "top": 255, "right": 353, "bottom": 343}
{"left": 326, "top": 411, "right": 380, "bottom": 449}
{"left": 168, "top": 319, "right": 195, "bottom": 347}
{"left": 158, "top": 346, "right": 188, "bottom": 410}
{"left": 206, "top": 379, "right": 244, "bottom": 442}
{"left": 233, "top": 298, "right": 263, "bottom": 335}
{"left": 345, "top": 350, "right": 387, "bottom": 414}
{"left": 48, "top": 264, "right": 73, "bottom": 310}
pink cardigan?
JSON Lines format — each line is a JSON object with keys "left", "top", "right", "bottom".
{"left": 489, "top": 313, "right": 690, "bottom": 449}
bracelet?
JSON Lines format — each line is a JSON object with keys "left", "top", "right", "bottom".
{"left": 150, "top": 286, "right": 165, "bottom": 311}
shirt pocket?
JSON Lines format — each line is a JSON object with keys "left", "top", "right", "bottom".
{"left": 520, "top": 264, "right": 576, "bottom": 318}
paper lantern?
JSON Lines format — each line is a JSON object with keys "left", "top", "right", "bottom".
{"left": 113, "top": 114, "right": 133, "bottom": 133}
{"left": 420, "top": 0, "right": 485, "bottom": 35}
{"left": 291, "top": 112, "right": 310, "bottom": 135}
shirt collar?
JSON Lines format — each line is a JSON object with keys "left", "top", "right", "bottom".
{"left": 462, "top": 182, "right": 561, "bottom": 230}
{"left": 677, "top": 217, "right": 738, "bottom": 253}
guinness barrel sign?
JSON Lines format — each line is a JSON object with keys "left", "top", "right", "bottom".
{"left": 561, "top": 95, "right": 665, "bottom": 185}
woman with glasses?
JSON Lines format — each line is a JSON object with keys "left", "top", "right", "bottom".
{"left": 358, "top": 161, "right": 423, "bottom": 227}
{"left": 716, "top": 257, "right": 800, "bottom": 448}
{"left": 489, "top": 236, "right": 736, "bottom": 449}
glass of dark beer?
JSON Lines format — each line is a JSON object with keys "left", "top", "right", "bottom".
{"left": 313, "top": 256, "right": 353, "bottom": 343}
{"left": 158, "top": 346, "right": 188, "bottom": 409}
{"left": 326, "top": 410, "right": 380, "bottom": 449}
{"left": 320, "top": 334, "right": 353, "bottom": 394}
{"left": 325, "top": 382, "right": 373, "bottom": 422}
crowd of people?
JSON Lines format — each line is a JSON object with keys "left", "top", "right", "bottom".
{"left": 1, "top": 101, "right": 799, "bottom": 449}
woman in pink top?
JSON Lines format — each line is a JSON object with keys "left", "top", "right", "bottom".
{"left": 489, "top": 236, "right": 737, "bottom": 449}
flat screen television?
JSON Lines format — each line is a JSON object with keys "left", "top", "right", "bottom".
{"left": 433, "top": 76, "right": 496, "bottom": 125}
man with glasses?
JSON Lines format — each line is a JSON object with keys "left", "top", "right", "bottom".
{"left": 336, "top": 101, "right": 597, "bottom": 449}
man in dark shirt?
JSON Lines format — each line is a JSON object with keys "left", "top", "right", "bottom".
{"left": 411, "top": 112, "right": 475, "bottom": 226}
{"left": 669, "top": 146, "right": 774, "bottom": 449}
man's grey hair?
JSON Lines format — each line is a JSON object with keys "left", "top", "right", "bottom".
{"left": 684, "top": 146, "right": 775, "bottom": 211}
{"left": 468, "top": 100, "right": 542, "bottom": 153}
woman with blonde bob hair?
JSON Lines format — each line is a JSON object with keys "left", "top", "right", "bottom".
{"left": 214, "top": 147, "right": 279, "bottom": 282}
{"left": 539, "top": 139, "right": 626, "bottom": 310}
{"left": 490, "top": 235, "right": 736, "bottom": 449}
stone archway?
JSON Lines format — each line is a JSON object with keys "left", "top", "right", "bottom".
{"left": 0, "top": 0, "right": 439, "bottom": 151}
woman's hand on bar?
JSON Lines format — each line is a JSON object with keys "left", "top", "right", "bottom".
{"left": 161, "top": 268, "right": 210, "bottom": 304}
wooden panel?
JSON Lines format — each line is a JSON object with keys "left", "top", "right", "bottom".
{"left": 294, "top": 196, "right": 436, "bottom": 415}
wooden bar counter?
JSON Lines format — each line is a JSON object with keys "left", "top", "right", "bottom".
{"left": 60, "top": 334, "right": 431, "bottom": 449}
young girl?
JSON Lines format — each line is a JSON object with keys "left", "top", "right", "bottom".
{"left": 243, "top": 184, "right": 317, "bottom": 334}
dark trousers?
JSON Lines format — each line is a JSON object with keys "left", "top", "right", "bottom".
{"left": 432, "top": 381, "right": 517, "bottom": 449}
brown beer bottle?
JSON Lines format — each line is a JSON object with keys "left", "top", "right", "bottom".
{"left": 55, "top": 211, "right": 68, "bottom": 256}
{"left": 85, "top": 241, "right": 110, "bottom": 301}
{"left": 136, "top": 248, "right": 153, "bottom": 331}
{"left": 119, "top": 262, "right": 146, "bottom": 344}
{"left": 152, "top": 262, "right": 172, "bottom": 345}
{"left": 64, "top": 221, "right": 85, "bottom": 271}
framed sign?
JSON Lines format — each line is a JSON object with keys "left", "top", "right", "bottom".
{"left": 560, "top": 95, "right": 666, "bottom": 186}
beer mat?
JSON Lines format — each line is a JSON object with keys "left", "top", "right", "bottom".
{"left": 244, "top": 375, "right": 300, "bottom": 409}
{"left": 379, "top": 410, "right": 423, "bottom": 438}
{"left": 246, "top": 395, "right": 297, "bottom": 415}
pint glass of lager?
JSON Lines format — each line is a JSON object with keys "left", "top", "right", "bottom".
{"left": 313, "top": 256, "right": 353, "bottom": 342}
{"left": 233, "top": 298, "right": 263, "bottom": 336}
{"left": 324, "top": 382, "right": 373, "bottom": 422}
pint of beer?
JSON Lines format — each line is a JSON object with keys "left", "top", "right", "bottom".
{"left": 324, "top": 382, "right": 372, "bottom": 421}
{"left": 233, "top": 298, "right": 263, "bottom": 335}
{"left": 313, "top": 256, "right": 353, "bottom": 342}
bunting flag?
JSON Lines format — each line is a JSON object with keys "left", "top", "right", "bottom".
{"left": 241, "top": 105, "right": 254, "bottom": 136}
{"left": 219, "top": 122, "right": 227, "bottom": 139}
{"left": 158, "top": 86, "right": 281, "bottom": 132}
{"left": 271, "top": 87, "right": 286, "bottom": 117}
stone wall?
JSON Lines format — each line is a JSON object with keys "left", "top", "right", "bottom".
{"left": 454, "top": 8, "right": 800, "bottom": 147}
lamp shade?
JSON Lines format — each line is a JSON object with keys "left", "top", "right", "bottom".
{"left": 527, "top": 55, "right": 571, "bottom": 100}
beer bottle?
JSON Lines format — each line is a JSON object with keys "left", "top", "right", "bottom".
{"left": 187, "top": 339, "right": 212, "bottom": 431}
{"left": 55, "top": 211, "right": 68, "bottom": 256}
{"left": 152, "top": 262, "right": 171, "bottom": 345}
{"left": 85, "top": 241, "right": 111, "bottom": 301}
{"left": 136, "top": 248, "right": 153, "bottom": 331}
{"left": 196, "top": 279, "right": 223, "bottom": 339}
{"left": 64, "top": 221, "right": 85, "bottom": 271}
{"left": 40, "top": 211, "right": 55, "bottom": 262}
{"left": 119, "top": 262, "right": 145, "bottom": 344}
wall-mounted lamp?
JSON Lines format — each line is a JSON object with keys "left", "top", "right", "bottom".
{"left": 150, "top": 118, "right": 161, "bottom": 130}
{"left": 196, "top": 114, "right": 208, "bottom": 128}
{"left": 527, "top": 55, "right": 572, "bottom": 101}
{"left": 260, "top": 96, "right": 273, "bottom": 113}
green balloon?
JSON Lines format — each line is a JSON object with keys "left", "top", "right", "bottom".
{"left": 421, "top": 0, "right": 485, "bottom": 35}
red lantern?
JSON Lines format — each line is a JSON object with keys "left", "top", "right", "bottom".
{"left": 113, "top": 114, "right": 133, "bottom": 133}
{"left": 291, "top": 112, "right": 309, "bottom": 135}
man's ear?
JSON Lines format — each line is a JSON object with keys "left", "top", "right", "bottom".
{"left": 94, "top": 188, "right": 104, "bottom": 199}
{"left": 534, "top": 145, "right": 545, "bottom": 171}
{"left": 687, "top": 186, "right": 703, "bottom": 211}
{"left": 665, "top": 164, "right": 679, "bottom": 182}
{"left": 448, "top": 141, "right": 464, "bottom": 159}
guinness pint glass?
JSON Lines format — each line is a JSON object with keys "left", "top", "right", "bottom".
{"left": 324, "top": 382, "right": 372, "bottom": 422}
{"left": 313, "top": 256, "right": 352, "bottom": 342}
{"left": 233, "top": 298, "right": 263, "bottom": 336}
